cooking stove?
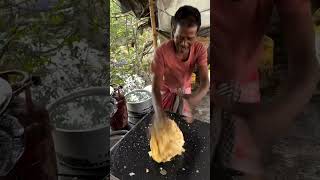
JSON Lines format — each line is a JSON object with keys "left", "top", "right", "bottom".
{"left": 57, "top": 159, "right": 107, "bottom": 180}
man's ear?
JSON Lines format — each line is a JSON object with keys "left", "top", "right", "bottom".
{"left": 171, "top": 17, "right": 176, "bottom": 38}
{"left": 171, "top": 27, "right": 176, "bottom": 38}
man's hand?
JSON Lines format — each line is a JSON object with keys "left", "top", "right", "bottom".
{"left": 183, "top": 94, "right": 201, "bottom": 108}
{"left": 155, "top": 109, "right": 167, "bottom": 122}
{"left": 152, "top": 110, "right": 170, "bottom": 131}
{"left": 213, "top": 94, "right": 233, "bottom": 110}
{"left": 183, "top": 64, "right": 210, "bottom": 109}
{"left": 152, "top": 68, "right": 167, "bottom": 123}
{"left": 212, "top": 81, "right": 241, "bottom": 110}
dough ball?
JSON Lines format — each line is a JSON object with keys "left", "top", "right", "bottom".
{"left": 148, "top": 119, "right": 185, "bottom": 163}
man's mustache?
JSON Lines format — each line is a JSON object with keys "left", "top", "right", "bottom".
{"left": 179, "top": 45, "right": 189, "bottom": 49}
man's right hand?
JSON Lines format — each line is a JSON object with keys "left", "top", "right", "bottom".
{"left": 151, "top": 110, "right": 169, "bottom": 132}
{"left": 154, "top": 109, "right": 167, "bottom": 122}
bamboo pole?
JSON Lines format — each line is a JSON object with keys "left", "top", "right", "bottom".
{"left": 149, "top": 0, "right": 158, "bottom": 48}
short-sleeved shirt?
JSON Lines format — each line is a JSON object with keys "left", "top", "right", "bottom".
{"left": 151, "top": 40, "right": 207, "bottom": 92}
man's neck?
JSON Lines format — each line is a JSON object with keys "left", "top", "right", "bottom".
{"left": 177, "top": 50, "right": 190, "bottom": 62}
{"left": 173, "top": 44, "right": 190, "bottom": 61}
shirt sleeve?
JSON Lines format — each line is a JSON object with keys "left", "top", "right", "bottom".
{"left": 196, "top": 43, "right": 208, "bottom": 66}
{"left": 151, "top": 47, "right": 165, "bottom": 77}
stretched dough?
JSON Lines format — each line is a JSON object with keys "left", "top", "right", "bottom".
{"left": 148, "top": 119, "right": 185, "bottom": 163}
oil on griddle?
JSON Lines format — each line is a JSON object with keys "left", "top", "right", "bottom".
{"left": 110, "top": 113, "right": 210, "bottom": 180}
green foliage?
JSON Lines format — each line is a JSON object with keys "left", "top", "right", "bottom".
{"left": 110, "top": 0, "right": 153, "bottom": 87}
{"left": 49, "top": 14, "right": 64, "bottom": 25}
{"left": 0, "top": 0, "right": 107, "bottom": 72}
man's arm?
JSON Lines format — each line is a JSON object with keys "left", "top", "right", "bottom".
{"left": 252, "top": 0, "right": 319, "bottom": 140}
{"left": 198, "top": 64, "right": 210, "bottom": 97}
{"left": 152, "top": 73, "right": 164, "bottom": 115}
{"left": 187, "top": 65, "right": 209, "bottom": 106}
{"left": 223, "top": 0, "right": 320, "bottom": 141}
{"left": 151, "top": 48, "right": 167, "bottom": 121}
{"left": 184, "top": 43, "right": 209, "bottom": 107}
{"left": 264, "top": 0, "right": 319, "bottom": 133}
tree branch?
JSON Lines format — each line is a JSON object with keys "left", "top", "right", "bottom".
{"left": 0, "top": 26, "right": 28, "bottom": 60}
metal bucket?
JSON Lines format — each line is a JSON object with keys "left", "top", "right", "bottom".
{"left": 125, "top": 89, "right": 152, "bottom": 112}
{"left": 47, "top": 87, "right": 109, "bottom": 169}
{"left": 125, "top": 89, "right": 153, "bottom": 124}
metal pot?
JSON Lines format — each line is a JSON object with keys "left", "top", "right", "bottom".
{"left": 125, "top": 89, "right": 152, "bottom": 113}
{"left": 47, "top": 87, "right": 109, "bottom": 169}
{"left": 0, "top": 70, "right": 33, "bottom": 115}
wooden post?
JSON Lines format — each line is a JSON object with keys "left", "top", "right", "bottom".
{"left": 149, "top": 0, "right": 158, "bottom": 48}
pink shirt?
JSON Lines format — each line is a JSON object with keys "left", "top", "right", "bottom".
{"left": 151, "top": 40, "right": 207, "bottom": 93}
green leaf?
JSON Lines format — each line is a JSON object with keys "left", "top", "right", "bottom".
{"left": 0, "top": 19, "right": 4, "bottom": 30}
{"left": 50, "top": 14, "right": 64, "bottom": 25}
{"left": 65, "top": 33, "right": 80, "bottom": 48}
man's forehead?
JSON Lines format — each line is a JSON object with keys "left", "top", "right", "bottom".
{"left": 175, "top": 24, "right": 197, "bottom": 36}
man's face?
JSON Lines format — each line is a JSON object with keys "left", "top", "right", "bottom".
{"left": 173, "top": 24, "right": 197, "bottom": 53}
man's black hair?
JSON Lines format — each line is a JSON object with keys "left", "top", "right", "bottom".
{"left": 172, "top": 5, "right": 201, "bottom": 32}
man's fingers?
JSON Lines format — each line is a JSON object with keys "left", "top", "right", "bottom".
{"left": 182, "top": 94, "right": 191, "bottom": 99}
{"left": 217, "top": 83, "right": 232, "bottom": 91}
{"left": 216, "top": 89, "right": 234, "bottom": 96}
{"left": 215, "top": 81, "right": 241, "bottom": 103}
{"left": 216, "top": 84, "right": 234, "bottom": 94}
{"left": 185, "top": 116, "right": 193, "bottom": 123}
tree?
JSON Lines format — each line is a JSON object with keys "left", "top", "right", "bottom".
{"left": 110, "top": 0, "right": 153, "bottom": 91}
{"left": 0, "top": 0, "right": 108, "bottom": 103}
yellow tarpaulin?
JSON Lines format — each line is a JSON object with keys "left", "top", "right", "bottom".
{"left": 260, "top": 35, "right": 274, "bottom": 71}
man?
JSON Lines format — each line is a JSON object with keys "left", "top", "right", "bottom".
{"left": 212, "top": 0, "right": 320, "bottom": 179}
{"left": 151, "top": 6, "right": 209, "bottom": 123}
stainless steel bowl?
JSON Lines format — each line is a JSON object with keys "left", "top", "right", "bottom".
{"left": 125, "top": 89, "right": 152, "bottom": 113}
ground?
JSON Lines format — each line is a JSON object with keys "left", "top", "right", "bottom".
{"left": 266, "top": 100, "right": 320, "bottom": 179}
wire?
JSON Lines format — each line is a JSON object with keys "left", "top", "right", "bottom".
{"left": 157, "top": 8, "right": 173, "bottom": 17}
{"left": 157, "top": 8, "right": 210, "bottom": 17}
{"left": 200, "top": 9, "right": 210, "bottom": 13}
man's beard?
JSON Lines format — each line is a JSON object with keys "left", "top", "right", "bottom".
{"left": 178, "top": 46, "right": 189, "bottom": 53}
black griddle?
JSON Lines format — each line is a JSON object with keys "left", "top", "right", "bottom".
{"left": 110, "top": 112, "right": 210, "bottom": 180}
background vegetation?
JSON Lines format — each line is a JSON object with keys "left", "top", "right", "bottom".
{"left": 110, "top": 0, "right": 153, "bottom": 92}
{"left": 0, "top": 0, "right": 108, "bottom": 104}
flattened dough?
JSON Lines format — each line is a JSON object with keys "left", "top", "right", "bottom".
{"left": 148, "top": 119, "right": 185, "bottom": 163}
